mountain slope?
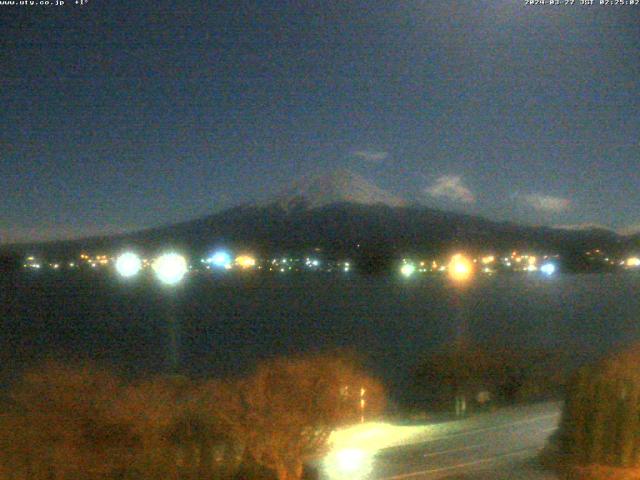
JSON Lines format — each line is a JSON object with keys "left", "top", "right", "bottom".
{"left": 2, "top": 170, "right": 638, "bottom": 260}
{"left": 5, "top": 201, "right": 634, "bottom": 262}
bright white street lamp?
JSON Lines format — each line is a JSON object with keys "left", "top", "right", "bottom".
{"left": 153, "top": 253, "right": 188, "bottom": 286}
{"left": 400, "top": 263, "right": 416, "bottom": 278}
{"left": 540, "top": 262, "right": 556, "bottom": 276}
{"left": 115, "top": 252, "right": 142, "bottom": 278}
{"left": 207, "top": 250, "right": 232, "bottom": 269}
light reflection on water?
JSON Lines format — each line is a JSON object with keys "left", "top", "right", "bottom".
{"left": 2, "top": 272, "right": 640, "bottom": 395}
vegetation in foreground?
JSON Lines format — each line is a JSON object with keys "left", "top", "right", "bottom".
{"left": 0, "top": 353, "right": 385, "bottom": 480}
{"left": 546, "top": 343, "right": 640, "bottom": 479}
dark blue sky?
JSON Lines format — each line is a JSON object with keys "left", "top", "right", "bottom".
{"left": 2, "top": 1, "right": 640, "bottom": 243}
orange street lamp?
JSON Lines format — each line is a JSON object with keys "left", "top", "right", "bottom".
{"left": 448, "top": 254, "right": 474, "bottom": 283}
{"left": 235, "top": 254, "right": 257, "bottom": 269}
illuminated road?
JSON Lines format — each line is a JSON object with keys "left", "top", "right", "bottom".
{"left": 373, "top": 402, "right": 561, "bottom": 480}
{"left": 320, "top": 402, "right": 561, "bottom": 480}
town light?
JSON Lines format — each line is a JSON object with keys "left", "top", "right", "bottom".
{"left": 540, "top": 262, "right": 556, "bottom": 276}
{"left": 207, "top": 250, "right": 232, "bottom": 269}
{"left": 153, "top": 253, "right": 188, "bottom": 285}
{"left": 626, "top": 257, "right": 640, "bottom": 267}
{"left": 115, "top": 252, "right": 142, "bottom": 278}
{"left": 400, "top": 263, "right": 416, "bottom": 278}
{"left": 306, "top": 258, "right": 320, "bottom": 268}
{"left": 235, "top": 254, "right": 257, "bottom": 269}
{"left": 448, "top": 254, "right": 473, "bottom": 282}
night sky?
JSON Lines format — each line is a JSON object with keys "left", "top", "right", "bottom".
{"left": 2, "top": 1, "right": 640, "bottom": 244}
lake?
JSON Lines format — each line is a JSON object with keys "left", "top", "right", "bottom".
{"left": 1, "top": 270, "right": 639, "bottom": 400}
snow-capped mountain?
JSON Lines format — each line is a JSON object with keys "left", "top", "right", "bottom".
{"left": 4, "top": 168, "right": 639, "bottom": 264}
{"left": 271, "top": 169, "right": 406, "bottom": 210}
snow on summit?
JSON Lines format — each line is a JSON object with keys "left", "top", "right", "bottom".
{"left": 272, "top": 169, "right": 406, "bottom": 210}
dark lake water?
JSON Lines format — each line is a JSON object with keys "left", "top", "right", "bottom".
{"left": 2, "top": 270, "right": 640, "bottom": 400}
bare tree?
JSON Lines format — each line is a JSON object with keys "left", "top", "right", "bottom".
{"left": 0, "top": 355, "right": 385, "bottom": 480}
{"left": 211, "top": 353, "right": 386, "bottom": 480}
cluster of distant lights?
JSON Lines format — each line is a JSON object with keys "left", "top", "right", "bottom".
{"left": 24, "top": 251, "right": 191, "bottom": 286}
{"left": 202, "top": 251, "right": 334, "bottom": 272}
{"left": 400, "top": 254, "right": 476, "bottom": 281}
{"left": 114, "top": 250, "right": 263, "bottom": 285}
{"left": 114, "top": 250, "right": 266, "bottom": 285}
{"left": 202, "top": 252, "right": 349, "bottom": 273}
{"left": 399, "top": 252, "right": 560, "bottom": 279}
{"left": 22, "top": 251, "right": 352, "bottom": 275}
{"left": 21, "top": 251, "right": 640, "bottom": 279}
{"left": 202, "top": 251, "right": 257, "bottom": 270}
{"left": 23, "top": 253, "right": 109, "bottom": 270}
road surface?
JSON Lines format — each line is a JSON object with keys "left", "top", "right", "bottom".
{"left": 372, "top": 402, "right": 561, "bottom": 479}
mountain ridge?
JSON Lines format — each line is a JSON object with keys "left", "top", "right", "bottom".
{"left": 1, "top": 170, "right": 638, "bottom": 259}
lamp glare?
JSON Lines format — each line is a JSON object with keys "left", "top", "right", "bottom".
{"left": 153, "top": 253, "right": 188, "bottom": 285}
{"left": 115, "top": 252, "right": 142, "bottom": 278}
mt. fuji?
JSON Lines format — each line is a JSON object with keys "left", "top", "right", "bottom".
{"left": 270, "top": 169, "right": 406, "bottom": 210}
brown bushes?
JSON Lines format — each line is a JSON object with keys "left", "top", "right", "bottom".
{"left": 0, "top": 353, "right": 385, "bottom": 480}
